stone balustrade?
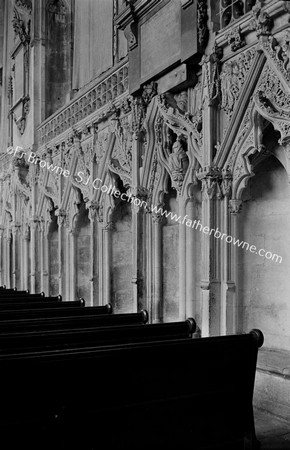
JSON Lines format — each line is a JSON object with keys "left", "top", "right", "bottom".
{"left": 37, "top": 61, "right": 129, "bottom": 146}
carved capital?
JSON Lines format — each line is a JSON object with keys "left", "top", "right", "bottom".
{"left": 23, "top": 226, "right": 30, "bottom": 241}
{"left": 225, "top": 26, "right": 246, "bottom": 52}
{"left": 152, "top": 213, "right": 164, "bottom": 224}
{"left": 142, "top": 81, "right": 158, "bottom": 107}
{"left": 12, "top": 7, "right": 31, "bottom": 44}
{"left": 229, "top": 199, "right": 242, "bottom": 214}
{"left": 250, "top": 1, "right": 273, "bottom": 38}
{"left": 88, "top": 201, "right": 102, "bottom": 222}
{"left": 57, "top": 209, "right": 69, "bottom": 228}
{"left": 29, "top": 217, "right": 40, "bottom": 231}
{"left": 103, "top": 221, "right": 115, "bottom": 231}
{"left": 221, "top": 167, "right": 233, "bottom": 198}
{"left": 196, "top": 165, "right": 222, "bottom": 200}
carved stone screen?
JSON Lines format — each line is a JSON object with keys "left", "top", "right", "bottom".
{"left": 14, "top": 47, "right": 24, "bottom": 102}
{"left": 140, "top": 1, "right": 181, "bottom": 83}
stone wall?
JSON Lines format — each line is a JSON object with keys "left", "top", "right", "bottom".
{"left": 239, "top": 156, "right": 290, "bottom": 351}
{"left": 111, "top": 202, "right": 133, "bottom": 313}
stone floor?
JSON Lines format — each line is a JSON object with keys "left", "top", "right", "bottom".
{"left": 255, "top": 409, "right": 290, "bottom": 449}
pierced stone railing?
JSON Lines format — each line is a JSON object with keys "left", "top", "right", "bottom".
{"left": 37, "top": 62, "right": 129, "bottom": 146}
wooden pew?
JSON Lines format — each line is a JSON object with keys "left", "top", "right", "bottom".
{"left": 0, "top": 303, "right": 112, "bottom": 321}
{"left": 0, "top": 310, "right": 148, "bottom": 333}
{"left": 0, "top": 329, "right": 263, "bottom": 450}
{"left": 0, "top": 294, "right": 62, "bottom": 302}
{"left": 0, "top": 288, "right": 30, "bottom": 294}
{"left": 0, "top": 299, "right": 85, "bottom": 310}
{"left": 0, "top": 318, "right": 196, "bottom": 354}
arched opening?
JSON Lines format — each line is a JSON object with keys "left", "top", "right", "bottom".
{"left": 238, "top": 154, "right": 290, "bottom": 349}
{"left": 162, "top": 180, "right": 179, "bottom": 321}
{"left": 75, "top": 202, "right": 91, "bottom": 302}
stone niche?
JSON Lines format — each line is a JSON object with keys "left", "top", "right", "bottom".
{"left": 238, "top": 154, "right": 290, "bottom": 418}
{"left": 162, "top": 186, "right": 179, "bottom": 321}
{"left": 116, "top": 0, "right": 206, "bottom": 94}
{"left": 111, "top": 202, "right": 133, "bottom": 313}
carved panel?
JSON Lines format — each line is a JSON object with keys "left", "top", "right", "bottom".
{"left": 220, "top": 49, "right": 256, "bottom": 118}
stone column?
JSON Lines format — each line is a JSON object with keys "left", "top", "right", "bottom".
{"left": 57, "top": 210, "right": 68, "bottom": 299}
{"left": 0, "top": 226, "right": 4, "bottom": 286}
{"left": 131, "top": 196, "right": 146, "bottom": 313}
{"left": 98, "top": 220, "right": 104, "bottom": 306}
{"left": 152, "top": 214, "right": 163, "bottom": 323}
{"left": 40, "top": 221, "right": 50, "bottom": 295}
{"left": 146, "top": 212, "right": 153, "bottom": 322}
{"left": 197, "top": 48, "right": 222, "bottom": 336}
{"left": 227, "top": 199, "right": 243, "bottom": 334}
{"left": 30, "top": 218, "right": 39, "bottom": 294}
{"left": 11, "top": 223, "right": 21, "bottom": 289}
{"left": 68, "top": 229, "right": 77, "bottom": 301}
{"left": 179, "top": 198, "right": 187, "bottom": 320}
{"left": 220, "top": 170, "right": 235, "bottom": 335}
{"left": 131, "top": 203, "right": 140, "bottom": 313}
{"left": 88, "top": 203, "right": 100, "bottom": 306}
{"left": 130, "top": 122, "right": 145, "bottom": 313}
{"left": 23, "top": 226, "right": 30, "bottom": 292}
{"left": 103, "top": 222, "right": 113, "bottom": 306}
{"left": 197, "top": 167, "right": 221, "bottom": 337}
{"left": 6, "top": 229, "right": 12, "bottom": 289}
{"left": 185, "top": 198, "right": 196, "bottom": 318}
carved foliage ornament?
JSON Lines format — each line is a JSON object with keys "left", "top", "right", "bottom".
{"left": 249, "top": 1, "right": 273, "bottom": 37}
{"left": 261, "top": 32, "right": 290, "bottom": 86}
{"left": 109, "top": 115, "right": 133, "bottom": 184}
{"left": 254, "top": 66, "right": 290, "bottom": 144}
{"left": 156, "top": 94, "right": 203, "bottom": 166}
{"left": 220, "top": 49, "right": 255, "bottom": 118}
{"left": 13, "top": 96, "right": 30, "bottom": 135}
{"left": 225, "top": 26, "right": 246, "bottom": 52}
{"left": 200, "top": 43, "right": 223, "bottom": 106}
{"left": 197, "top": 0, "right": 209, "bottom": 48}
{"left": 15, "top": 0, "right": 32, "bottom": 15}
{"left": 12, "top": 7, "right": 31, "bottom": 44}
{"left": 196, "top": 165, "right": 233, "bottom": 200}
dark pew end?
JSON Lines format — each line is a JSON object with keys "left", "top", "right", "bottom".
{"left": 57, "top": 295, "right": 62, "bottom": 301}
{"left": 107, "top": 303, "right": 113, "bottom": 314}
{"left": 186, "top": 317, "right": 196, "bottom": 336}
{"left": 250, "top": 329, "right": 264, "bottom": 348}
{"left": 79, "top": 298, "right": 85, "bottom": 306}
{"left": 141, "top": 309, "right": 149, "bottom": 324}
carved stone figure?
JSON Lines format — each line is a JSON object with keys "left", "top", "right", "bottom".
{"left": 168, "top": 139, "right": 189, "bottom": 188}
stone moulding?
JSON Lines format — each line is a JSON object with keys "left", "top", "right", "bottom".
{"left": 37, "top": 62, "right": 129, "bottom": 146}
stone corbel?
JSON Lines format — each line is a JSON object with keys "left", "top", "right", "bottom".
{"left": 123, "top": 1, "right": 138, "bottom": 51}
{"left": 229, "top": 199, "right": 242, "bottom": 214}
{"left": 124, "top": 22, "right": 138, "bottom": 50}
{"left": 88, "top": 201, "right": 103, "bottom": 223}
{"left": 221, "top": 166, "right": 233, "bottom": 198}
{"left": 56, "top": 209, "right": 69, "bottom": 228}
{"left": 196, "top": 165, "right": 222, "bottom": 200}
{"left": 250, "top": 1, "right": 273, "bottom": 39}
{"left": 225, "top": 26, "right": 246, "bottom": 52}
